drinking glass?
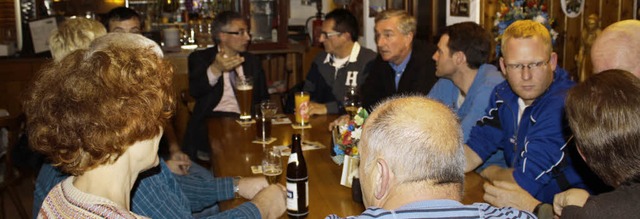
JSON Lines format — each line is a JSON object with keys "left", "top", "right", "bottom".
{"left": 262, "top": 147, "right": 282, "bottom": 184}
{"left": 235, "top": 76, "right": 253, "bottom": 122}
{"left": 255, "top": 102, "right": 275, "bottom": 141}
{"left": 260, "top": 101, "right": 278, "bottom": 119}
{"left": 294, "top": 92, "right": 310, "bottom": 125}
{"left": 344, "top": 86, "right": 361, "bottom": 119}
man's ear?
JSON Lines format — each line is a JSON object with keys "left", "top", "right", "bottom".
{"left": 454, "top": 51, "right": 466, "bottom": 66}
{"left": 374, "top": 158, "right": 390, "bottom": 200}
{"left": 549, "top": 52, "right": 558, "bottom": 71}
{"left": 499, "top": 57, "right": 507, "bottom": 77}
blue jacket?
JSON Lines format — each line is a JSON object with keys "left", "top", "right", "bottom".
{"left": 467, "top": 68, "right": 587, "bottom": 203}
{"left": 428, "top": 64, "right": 504, "bottom": 141}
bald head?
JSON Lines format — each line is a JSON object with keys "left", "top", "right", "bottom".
{"left": 361, "top": 96, "right": 464, "bottom": 185}
{"left": 591, "top": 20, "right": 640, "bottom": 77}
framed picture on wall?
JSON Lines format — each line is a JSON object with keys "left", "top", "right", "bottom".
{"left": 450, "top": 0, "right": 470, "bottom": 17}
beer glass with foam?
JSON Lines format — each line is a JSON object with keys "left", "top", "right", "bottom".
{"left": 235, "top": 76, "right": 253, "bottom": 122}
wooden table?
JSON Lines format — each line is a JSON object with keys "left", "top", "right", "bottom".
{"left": 208, "top": 115, "right": 485, "bottom": 218}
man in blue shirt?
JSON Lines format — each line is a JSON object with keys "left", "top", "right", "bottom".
{"left": 428, "top": 21, "right": 504, "bottom": 141}
{"left": 326, "top": 96, "right": 534, "bottom": 219}
{"left": 428, "top": 22, "right": 506, "bottom": 172}
{"left": 464, "top": 20, "right": 588, "bottom": 207}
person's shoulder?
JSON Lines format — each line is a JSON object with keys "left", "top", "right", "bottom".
{"left": 472, "top": 203, "right": 537, "bottom": 219}
{"left": 359, "top": 46, "right": 377, "bottom": 58}
{"left": 478, "top": 64, "right": 505, "bottom": 86}
{"left": 313, "top": 51, "right": 330, "bottom": 63}
{"left": 189, "top": 47, "right": 217, "bottom": 59}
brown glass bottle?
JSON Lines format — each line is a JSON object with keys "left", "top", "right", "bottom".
{"left": 286, "top": 134, "right": 308, "bottom": 218}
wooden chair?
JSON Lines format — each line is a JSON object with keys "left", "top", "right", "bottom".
{"left": 0, "top": 113, "right": 29, "bottom": 219}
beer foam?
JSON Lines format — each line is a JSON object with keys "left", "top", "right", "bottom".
{"left": 236, "top": 84, "right": 253, "bottom": 90}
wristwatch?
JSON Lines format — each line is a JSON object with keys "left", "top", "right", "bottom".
{"left": 233, "top": 176, "right": 242, "bottom": 198}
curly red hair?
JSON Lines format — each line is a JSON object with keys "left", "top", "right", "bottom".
{"left": 24, "top": 34, "right": 175, "bottom": 175}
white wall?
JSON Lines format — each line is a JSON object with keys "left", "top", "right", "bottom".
{"left": 289, "top": 0, "right": 333, "bottom": 26}
{"left": 362, "top": 0, "right": 376, "bottom": 52}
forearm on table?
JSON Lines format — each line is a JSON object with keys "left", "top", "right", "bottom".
{"left": 480, "top": 166, "right": 516, "bottom": 183}
{"left": 464, "top": 145, "right": 483, "bottom": 172}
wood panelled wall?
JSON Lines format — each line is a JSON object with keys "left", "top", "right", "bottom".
{"left": 0, "top": 0, "right": 16, "bottom": 37}
{"left": 482, "top": 0, "right": 636, "bottom": 79}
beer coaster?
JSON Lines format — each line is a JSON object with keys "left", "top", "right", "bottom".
{"left": 291, "top": 123, "right": 312, "bottom": 129}
{"left": 272, "top": 117, "right": 292, "bottom": 125}
{"left": 251, "top": 165, "right": 263, "bottom": 174}
{"left": 273, "top": 141, "right": 325, "bottom": 156}
{"left": 251, "top": 137, "right": 277, "bottom": 144}
{"left": 236, "top": 119, "right": 255, "bottom": 126}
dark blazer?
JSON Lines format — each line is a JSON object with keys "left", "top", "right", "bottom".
{"left": 183, "top": 46, "right": 269, "bottom": 159}
{"left": 361, "top": 40, "right": 438, "bottom": 111}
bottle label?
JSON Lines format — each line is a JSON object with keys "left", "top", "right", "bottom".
{"left": 286, "top": 181, "right": 309, "bottom": 211}
{"left": 286, "top": 182, "right": 298, "bottom": 211}
{"left": 288, "top": 153, "right": 298, "bottom": 165}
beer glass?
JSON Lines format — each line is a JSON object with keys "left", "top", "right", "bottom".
{"left": 235, "top": 76, "right": 253, "bottom": 122}
{"left": 344, "top": 86, "right": 361, "bottom": 119}
{"left": 262, "top": 147, "right": 282, "bottom": 184}
{"left": 294, "top": 91, "right": 310, "bottom": 125}
{"left": 260, "top": 101, "right": 278, "bottom": 118}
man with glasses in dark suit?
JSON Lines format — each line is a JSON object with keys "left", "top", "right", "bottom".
{"left": 184, "top": 11, "right": 270, "bottom": 161}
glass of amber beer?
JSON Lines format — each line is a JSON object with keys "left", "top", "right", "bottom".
{"left": 235, "top": 76, "right": 253, "bottom": 122}
{"left": 262, "top": 147, "right": 282, "bottom": 184}
{"left": 294, "top": 91, "right": 310, "bottom": 125}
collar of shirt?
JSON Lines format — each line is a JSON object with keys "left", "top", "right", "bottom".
{"left": 389, "top": 51, "right": 412, "bottom": 74}
{"left": 323, "top": 42, "right": 363, "bottom": 66}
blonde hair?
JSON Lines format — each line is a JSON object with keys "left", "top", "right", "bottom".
{"left": 500, "top": 20, "right": 552, "bottom": 56}
{"left": 374, "top": 10, "right": 416, "bottom": 35}
{"left": 49, "top": 18, "right": 107, "bottom": 61}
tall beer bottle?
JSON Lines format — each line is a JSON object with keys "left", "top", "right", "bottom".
{"left": 286, "top": 134, "right": 309, "bottom": 218}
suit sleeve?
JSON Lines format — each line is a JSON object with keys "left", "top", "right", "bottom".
{"left": 188, "top": 51, "right": 216, "bottom": 99}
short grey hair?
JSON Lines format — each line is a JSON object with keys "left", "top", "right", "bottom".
{"left": 374, "top": 10, "right": 416, "bottom": 35}
{"left": 360, "top": 95, "right": 465, "bottom": 185}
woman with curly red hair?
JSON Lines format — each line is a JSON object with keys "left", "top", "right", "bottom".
{"left": 25, "top": 33, "right": 174, "bottom": 218}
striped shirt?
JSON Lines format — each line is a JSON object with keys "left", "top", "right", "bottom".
{"left": 326, "top": 200, "right": 536, "bottom": 219}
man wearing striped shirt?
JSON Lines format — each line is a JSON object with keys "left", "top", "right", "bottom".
{"left": 326, "top": 96, "right": 535, "bottom": 219}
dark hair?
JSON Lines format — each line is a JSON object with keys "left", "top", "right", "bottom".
{"left": 104, "top": 7, "right": 141, "bottom": 30}
{"left": 324, "top": 8, "right": 359, "bottom": 42}
{"left": 212, "top": 11, "right": 244, "bottom": 44}
{"left": 566, "top": 69, "right": 640, "bottom": 187}
{"left": 437, "top": 22, "right": 491, "bottom": 69}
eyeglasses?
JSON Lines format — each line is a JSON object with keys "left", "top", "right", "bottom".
{"left": 221, "top": 30, "right": 250, "bottom": 37}
{"left": 320, "top": 31, "right": 342, "bottom": 38}
{"left": 504, "top": 59, "right": 550, "bottom": 73}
